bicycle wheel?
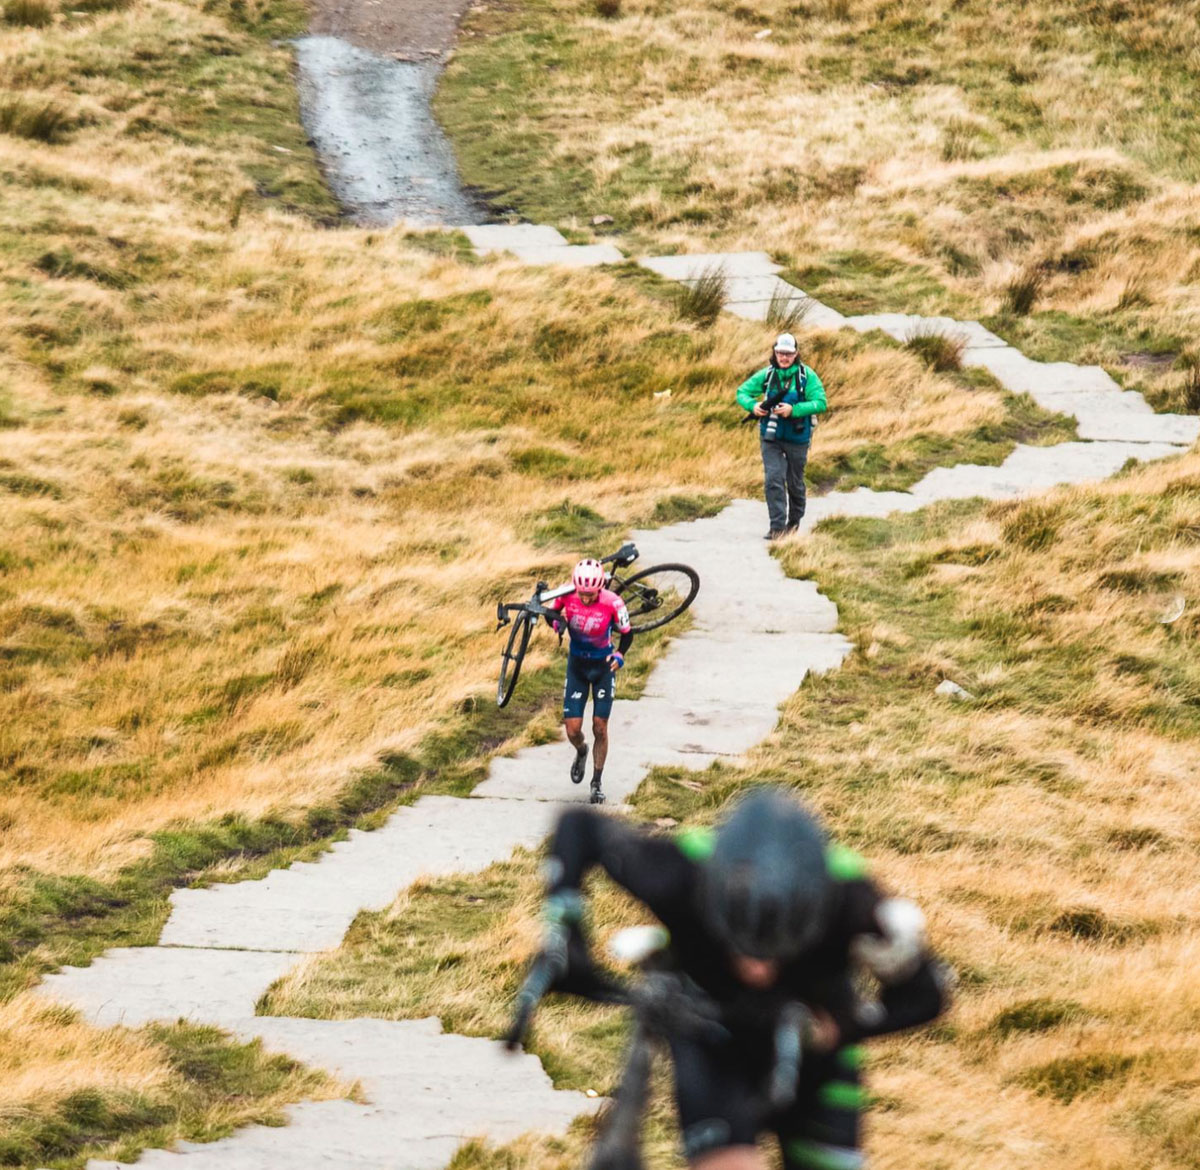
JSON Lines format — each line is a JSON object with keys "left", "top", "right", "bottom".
{"left": 615, "top": 563, "right": 700, "bottom": 633}
{"left": 497, "top": 611, "right": 534, "bottom": 708}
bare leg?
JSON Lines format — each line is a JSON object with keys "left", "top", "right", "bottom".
{"left": 591, "top": 717, "right": 610, "bottom": 771}
{"left": 564, "top": 717, "right": 586, "bottom": 750}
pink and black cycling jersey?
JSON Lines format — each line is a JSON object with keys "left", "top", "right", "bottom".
{"left": 549, "top": 589, "right": 632, "bottom": 661}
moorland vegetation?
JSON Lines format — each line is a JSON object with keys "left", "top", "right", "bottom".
{"left": 0, "top": 0, "right": 1197, "bottom": 1164}
{"left": 439, "top": 0, "right": 1200, "bottom": 412}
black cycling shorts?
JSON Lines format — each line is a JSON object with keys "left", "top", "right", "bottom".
{"left": 668, "top": 1032, "right": 864, "bottom": 1170}
{"left": 562, "top": 655, "right": 616, "bottom": 720}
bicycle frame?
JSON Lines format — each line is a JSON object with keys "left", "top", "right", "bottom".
{"left": 495, "top": 580, "right": 573, "bottom": 629}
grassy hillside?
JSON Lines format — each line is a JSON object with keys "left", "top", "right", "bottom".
{"left": 266, "top": 448, "right": 1200, "bottom": 1170}
{"left": 0, "top": 0, "right": 1079, "bottom": 1160}
{"left": 1, "top": 0, "right": 1195, "bottom": 1162}
{"left": 438, "top": 0, "right": 1200, "bottom": 413}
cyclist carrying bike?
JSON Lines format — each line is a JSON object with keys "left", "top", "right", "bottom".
{"left": 523, "top": 786, "right": 948, "bottom": 1169}
{"left": 545, "top": 558, "right": 633, "bottom": 805}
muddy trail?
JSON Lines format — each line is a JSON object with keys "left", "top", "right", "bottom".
{"left": 295, "top": 0, "right": 484, "bottom": 225}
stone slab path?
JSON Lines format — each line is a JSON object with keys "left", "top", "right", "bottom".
{"left": 467, "top": 230, "right": 1198, "bottom": 450}
{"left": 463, "top": 224, "right": 625, "bottom": 268}
{"left": 37, "top": 230, "right": 1197, "bottom": 1167}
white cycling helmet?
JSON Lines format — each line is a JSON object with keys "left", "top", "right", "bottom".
{"left": 572, "top": 558, "right": 606, "bottom": 592}
{"left": 774, "top": 333, "right": 798, "bottom": 353}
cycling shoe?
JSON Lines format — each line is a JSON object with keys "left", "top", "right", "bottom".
{"left": 570, "top": 745, "right": 589, "bottom": 785}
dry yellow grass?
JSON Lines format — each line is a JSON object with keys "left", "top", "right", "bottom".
{"left": 0, "top": 993, "right": 169, "bottom": 1109}
{"left": 0, "top": 992, "right": 350, "bottom": 1165}
{"left": 441, "top": 0, "right": 1200, "bottom": 408}
{"left": 0, "top": 256, "right": 1009, "bottom": 882}
{"left": 0, "top": 0, "right": 1033, "bottom": 1145}
{"left": 4, "top": 0, "right": 1196, "bottom": 1160}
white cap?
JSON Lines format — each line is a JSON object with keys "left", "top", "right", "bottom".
{"left": 774, "top": 333, "right": 798, "bottom": 352}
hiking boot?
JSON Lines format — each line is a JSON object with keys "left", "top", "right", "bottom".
{"left": 589, "top": 779, "right": 606, "bottom": 805}
{"left": 764, "top": 531, "right": 783, "bottom": 541}
{"left": 570, "top": 744, "right": 588, "bottom": 784}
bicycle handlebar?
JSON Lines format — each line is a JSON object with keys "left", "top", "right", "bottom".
{"left": 504, "top": 947, "right": 569, "bottom": 1051}
{"left": 496, "top": 547, "right": 634, "bottom": 629}
{"left": 505, "top": 953, "right": 807, "bottom": 1111}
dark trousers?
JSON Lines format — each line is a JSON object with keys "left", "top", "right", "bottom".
{"left": 670, "top": 1031, "right": 863, "bottom": 1169}
{"left": 761, "top": 439, "right": 810, "bottom": 533}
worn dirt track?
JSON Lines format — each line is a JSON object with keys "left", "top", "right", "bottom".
{"left": 307, "top": 0, "right": 472, "bottom": 59}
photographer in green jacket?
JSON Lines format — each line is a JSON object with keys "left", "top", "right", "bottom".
{"left": 736, "top": 332, "right": 828, "bottom": 539}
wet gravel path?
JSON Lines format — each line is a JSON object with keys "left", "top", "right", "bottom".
{"left": 295, "top": 36, "right": 483, "bottom": 226}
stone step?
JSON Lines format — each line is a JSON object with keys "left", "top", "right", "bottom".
{"left": 463, "top": 223, "right": 568, "bottom": 250}
{"left": 159, "top": 797, "right": 558, "bottom": 952}
{"left": 638, "top": 251, "right": 782, "bottom": 280}
{"left": 501, "top": 243, "right": 624, "bottom": 267}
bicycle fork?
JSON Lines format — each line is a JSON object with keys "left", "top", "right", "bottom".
{"left": 587, "top": 1020, "right": 653, "bottom": 1170}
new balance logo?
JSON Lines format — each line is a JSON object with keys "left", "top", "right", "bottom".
{"left": 571, "top": 691, "right": 583, "bottom": 699}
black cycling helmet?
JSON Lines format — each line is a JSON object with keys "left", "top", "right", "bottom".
{"left": 702, "top": 787, "right": 833, "bottom": 960}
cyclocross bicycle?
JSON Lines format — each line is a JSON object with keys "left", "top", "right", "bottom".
{"left": 494, "top": 542, "right": 699, "bottom": 708}
{"left": 505, "top": 925, "right": 810, "bottom": 1170}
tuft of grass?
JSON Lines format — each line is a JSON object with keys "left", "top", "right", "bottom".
{"left": 988, "top": 998, "right": 1088, "bottom": 1039}
{"left": 1002, "top": 266, "right": 1045, "bottom": 316}
{"left": 1116, "top": 272, "right": 1153, "bottom": 311}
{"left": 35, "top": 247, "right": 131, "bottom": 289}
{"left": 0, "top": 100, "right": 73, "bottom": 144}
{"left": 68, "top": 0, "right": 131, "bottom": 12}
{"left": 904, "top": 325, "right": 966, "bottom": 372}
{"left": 1180, "top": 353, "right": 1200, "bottom": 413}
{"left": 674, "top": 266, "right": 727, "bottom": 328}
{"left": 940, "top": 117, "right": 985, "bottom": 162}
{"left": 765, "top": 285, "right": 812, "bottom": 332}
{"left": 530, "top": 500, "right": 619, "bottom": 549}
{"left": 645, "top": 493, "right": 727, "bottom": 527}
{"left": 1016, "top": 1053, "right": 1139, "bottom": 1104}
{"left": 3, "top": 0, "right": 52, "bottom": 23}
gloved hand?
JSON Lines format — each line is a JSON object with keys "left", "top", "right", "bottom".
{"left": 608, "top": 651, "right": 624, "bottom": 671}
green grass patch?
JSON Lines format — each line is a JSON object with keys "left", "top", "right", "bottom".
{"left": 642, "top": 493, "right": 727, "bottom": 527}
{"left": 528, "top": 500, "right": 620, "bottom": 550}
{"left": 1015, "top": 1052, "right": 1139, "bottom": 1104}
{"left": 3, "top": 0, "right": 53, "bottom": 25}
{"left": 987, "top": 998, "right": 1089, "bottom": 1039}
{"left": 982, "top": 309, "right": 1186, "bottom": 379}
{"left": 782, "top": 250, "right": 971, "bottom": 318}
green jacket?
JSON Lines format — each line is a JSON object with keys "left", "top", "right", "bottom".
{"left": 736, "top": 363, "right": 827, "bottom": 444}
